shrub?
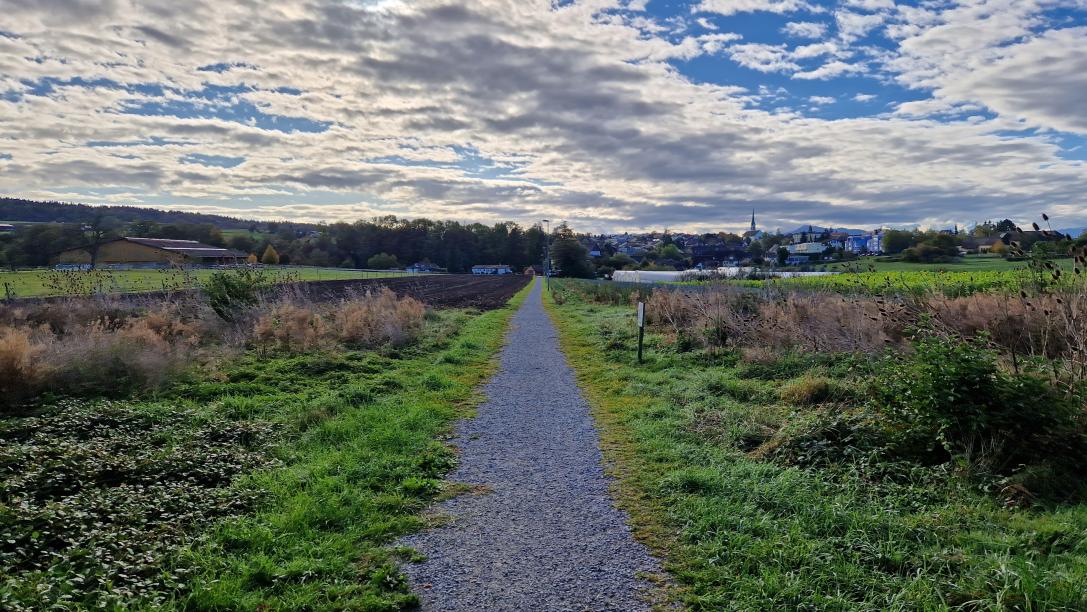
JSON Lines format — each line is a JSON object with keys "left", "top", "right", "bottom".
{"left": 253, "top": 303, "right": 327, "bottom": 353}
{"left": 872, "top": 332, "right": 1086, "bottom": 492}
{"left": 204, "top": 268, "right": 270, "bottom": 322}
{"left": 366, "top": 252, "right": 399, "bottom": 269}
{"left": 333, "top": 289, "right": 425, "bottom": 348}
{"left": 0, "top": 327, "right": 49, "bottom": 410}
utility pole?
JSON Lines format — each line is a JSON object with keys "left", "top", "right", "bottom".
{"left": 542, "top": 219, "right": 551, "bottom": 289}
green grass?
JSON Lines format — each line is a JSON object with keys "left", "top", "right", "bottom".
{"left": 544, "top": 290, "right": 1087, "bottom": 610}
{"left": 1, "top": 284, "right": 531, "bottom": 609}
{"left": 823, "top": 255, "right": 1060, "bottom": 273}
{"left": 0, "top": 267, "right": 409, "bottom": 298}
{"left": 682, "top": 267, "right": 1074, "bottom": 296}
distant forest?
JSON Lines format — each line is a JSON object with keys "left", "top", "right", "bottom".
{"left": 0, "top": 198, "right": 261, "bottom": 230}
{"left": 0, "top": 198, "right": 551, "bottom": 273}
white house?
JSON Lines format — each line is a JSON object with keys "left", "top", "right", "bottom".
{"left": 471, "top": 264, "right": 513, "bottom": 275}
{"left": 866, "top": 231, "right": 884, "bottom": 254}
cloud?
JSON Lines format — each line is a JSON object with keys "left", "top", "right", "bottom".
{"left": 0, "top": 0, "right": 1084, "bottom": 234}
{"left": 853, "top": 93, "right": 876, "bottom": 102}
{"left": 693, "top": 0, "right": 820, "bottom": 17}
{"left": 781, "top": 21, "right": 828, "bottom": 38}
{"left": 809, "top": 95, "right": 835, "bottom": 105}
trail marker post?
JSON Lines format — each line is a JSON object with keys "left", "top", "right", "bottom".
{"left": 636, "top": 301, "right": 645, "bottom": 364}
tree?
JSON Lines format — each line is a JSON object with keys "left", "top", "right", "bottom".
{"left": 995, "top": 219, "right": 1017, "bottom": 233}
{"left": 776, "top": 246, "right": 788, "bottom": 267}
{"left": 261, "top": 244, "right": 280, "bottom": 265}
{"left": 658, "top": 243, "right": 683, "bottom": 260}
{"left": 85, "top": 214, "right": 121, "bottom": 269}
{"left": 881, "top": 230, "right": 916, "bottom": 255}
{"left": 247, "top": 253, "right": 259, "bottom": 264}
{"left": 550, "top": 224, "right": 594, "bottom": 278}
{"left": 367, "top": 252, "right": 399, "bottom": 269}
{"left": 748, "top": 241, "right": 765, "bottom": 264}
{"left": 902, "top": 234, "right": 959, "bottom": 263}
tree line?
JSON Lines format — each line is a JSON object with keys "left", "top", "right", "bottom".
{"left": 0, "top": 215, "right": 554, "bottom": 274}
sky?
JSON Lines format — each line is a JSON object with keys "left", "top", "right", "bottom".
{"left": 0, "top": 0, "right": 1085, "bottom": 234}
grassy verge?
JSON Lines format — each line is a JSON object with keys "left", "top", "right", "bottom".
{"left": 0, "top": 267, "right": 409, "bottom": 298}
{"left": 543, "top": 290, "right": 1087, "bottom": 610}
{"left": 1, "top": 284, "right": 530, "bottom": 610}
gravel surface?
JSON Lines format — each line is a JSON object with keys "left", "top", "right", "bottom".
{"left": 400, "top": 279, "right": 661, "bottom": 611}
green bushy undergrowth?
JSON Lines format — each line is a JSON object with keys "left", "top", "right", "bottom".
{"left": 547, "top": 287, "right": 1087, "bottom": 610}
{"left": 0, "top": 286, "right": 527, "bottom": 610}
{"left": 872, "top": 333, "right": 1087, "bottom": 501}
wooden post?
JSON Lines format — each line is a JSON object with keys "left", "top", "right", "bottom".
{"left": 637, "top": 301, "right": 645, "bottom": 364}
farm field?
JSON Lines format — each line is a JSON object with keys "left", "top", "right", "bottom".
{"left": 0, "top": 275, "right": 532, "bottom": 609}
{"left": 545, "top": 279, "right": 1087, "bottom": 609}
{"left": 823, "top": 254, "right": 1062, "bottom": 272}
{"left": 0, "top": 266, "right": 410, "bottom": 298}
{"left": 687, "top": 266, "right": 1073, "bottom": 296}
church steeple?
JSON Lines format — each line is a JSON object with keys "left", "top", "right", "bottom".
{"left": 750, "top": 209, "right": 756, "bottom": 233}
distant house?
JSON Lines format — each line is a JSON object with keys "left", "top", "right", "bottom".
{"left": 786, "top": 242, "right": 829, "bottom": 256}
{"left": 471, "top": 264, "right": 513, "bottom": 275}
{"left": 0, "top": 223, "right": 14, "bottom": 234}
{"left": 866, "top": 231, "right": 884, "bottom": 254}
{"left": 53, "top": 237, "right": 247, "bottom": 268}
{"left": 406, "top": 262, "right": 443, "bottom": 273}
{"left": 689, "top": 244, "right": 747, "bottom": 266}
{"left": 787, "top": 225, "right": 831, "bottom": 244}
{"left": 524, "top": 265, "right": 544, "bottom": 276}
{"left": 785, "top": 255, "right": 811, "bottom": 266}
{"left": 845, "top": 235, "right": 868, "bottom": 253}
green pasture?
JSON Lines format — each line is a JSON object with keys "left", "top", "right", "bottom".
{"left": 823, "top": 254, "right": 1070, "bottom": 273}
{"left": 0, "top": 267, "right": 409, "bottom": 298}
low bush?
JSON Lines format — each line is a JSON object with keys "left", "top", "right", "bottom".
{"left": 334, "top": 288, "right": 426, "bottom": 348}
{"left": 253, "top": 302, "right": 328, "bottom": 353}
{"left": 872, "top": 333, "right": 1087, "bottom": 496}
{"left": 204, "top": 267, "right": 271, "bottom": 322}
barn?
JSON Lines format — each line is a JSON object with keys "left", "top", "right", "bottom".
{"left": 53, "top": 237, "right": 248, "bottom": 268}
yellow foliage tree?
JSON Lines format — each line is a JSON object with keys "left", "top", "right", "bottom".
{"left": 261, "top": 244, "right": 280, "bottom": 265}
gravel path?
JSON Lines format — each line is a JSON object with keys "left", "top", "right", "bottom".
{"left": 400, "top": 278, "right": 661, "bottom": 611}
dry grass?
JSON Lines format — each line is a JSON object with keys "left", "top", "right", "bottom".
{"left": 0, "top": 288, "right": 429, "bottom": 411}
{"left": 333, "top": 288, "right": 426, "bottom": 348}
{"left": 645, "top": 284, "right": 1087, "bottom": 382}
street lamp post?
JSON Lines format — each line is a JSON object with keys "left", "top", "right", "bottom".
{"left": 542, "top": 219, "right": 551, "bottom": 289}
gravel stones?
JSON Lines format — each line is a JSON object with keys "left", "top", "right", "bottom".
{"left": 400, "top": 279, "right": 661, "bottom": 611}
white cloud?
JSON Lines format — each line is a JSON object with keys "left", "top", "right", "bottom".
{"left": 793, "top": 59, "right": 866, "bottom": 79}
{"left": 854, "top": 93, "right": 876, "bottom": 102}
{"left": 781, "top": 21, "right": 828, "bottom": 38}
{"left": 0, "top": 0, "right": 1083, "bottom": 233}
{"left": 693, "top": 0, "right": 820, "bottom": 17}
{"left": 725, "top": 43, "right": 799, "bottom": 72}
{"left": 809, "top": 95, "right": 836, "bottom": 104}
{"left": 835, "top": 9, "right": 888, "bottom": 43}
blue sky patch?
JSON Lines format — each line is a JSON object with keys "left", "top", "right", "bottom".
{"left": 180, "top": 153, "right": 246, "bottom": 168}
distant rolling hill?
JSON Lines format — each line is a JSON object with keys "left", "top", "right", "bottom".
{"left": 0, "top": 197, "right": 312, "bottom": 231}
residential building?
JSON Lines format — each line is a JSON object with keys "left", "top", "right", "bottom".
{"left": 786, "top": 242, "right": 829, "bottom": 256}
{"left": 471, "top": 264, "right": 513, "bottom": 275}
{"left": 845, "top": 235, "right": 868, "bottom": 253}
{"left": 867, "top": 231, "right": 884, "bottom": 254}
{"left": 53, "top": 237, "right": 247, "bottom": 268}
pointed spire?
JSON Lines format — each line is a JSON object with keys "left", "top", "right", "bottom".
{"left": 750, "top": 209, "right": 756, "bottom": 233}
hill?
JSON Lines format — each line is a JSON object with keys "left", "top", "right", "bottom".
{"left": 0, "top": 197, "right": 292, "bottom": 230}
